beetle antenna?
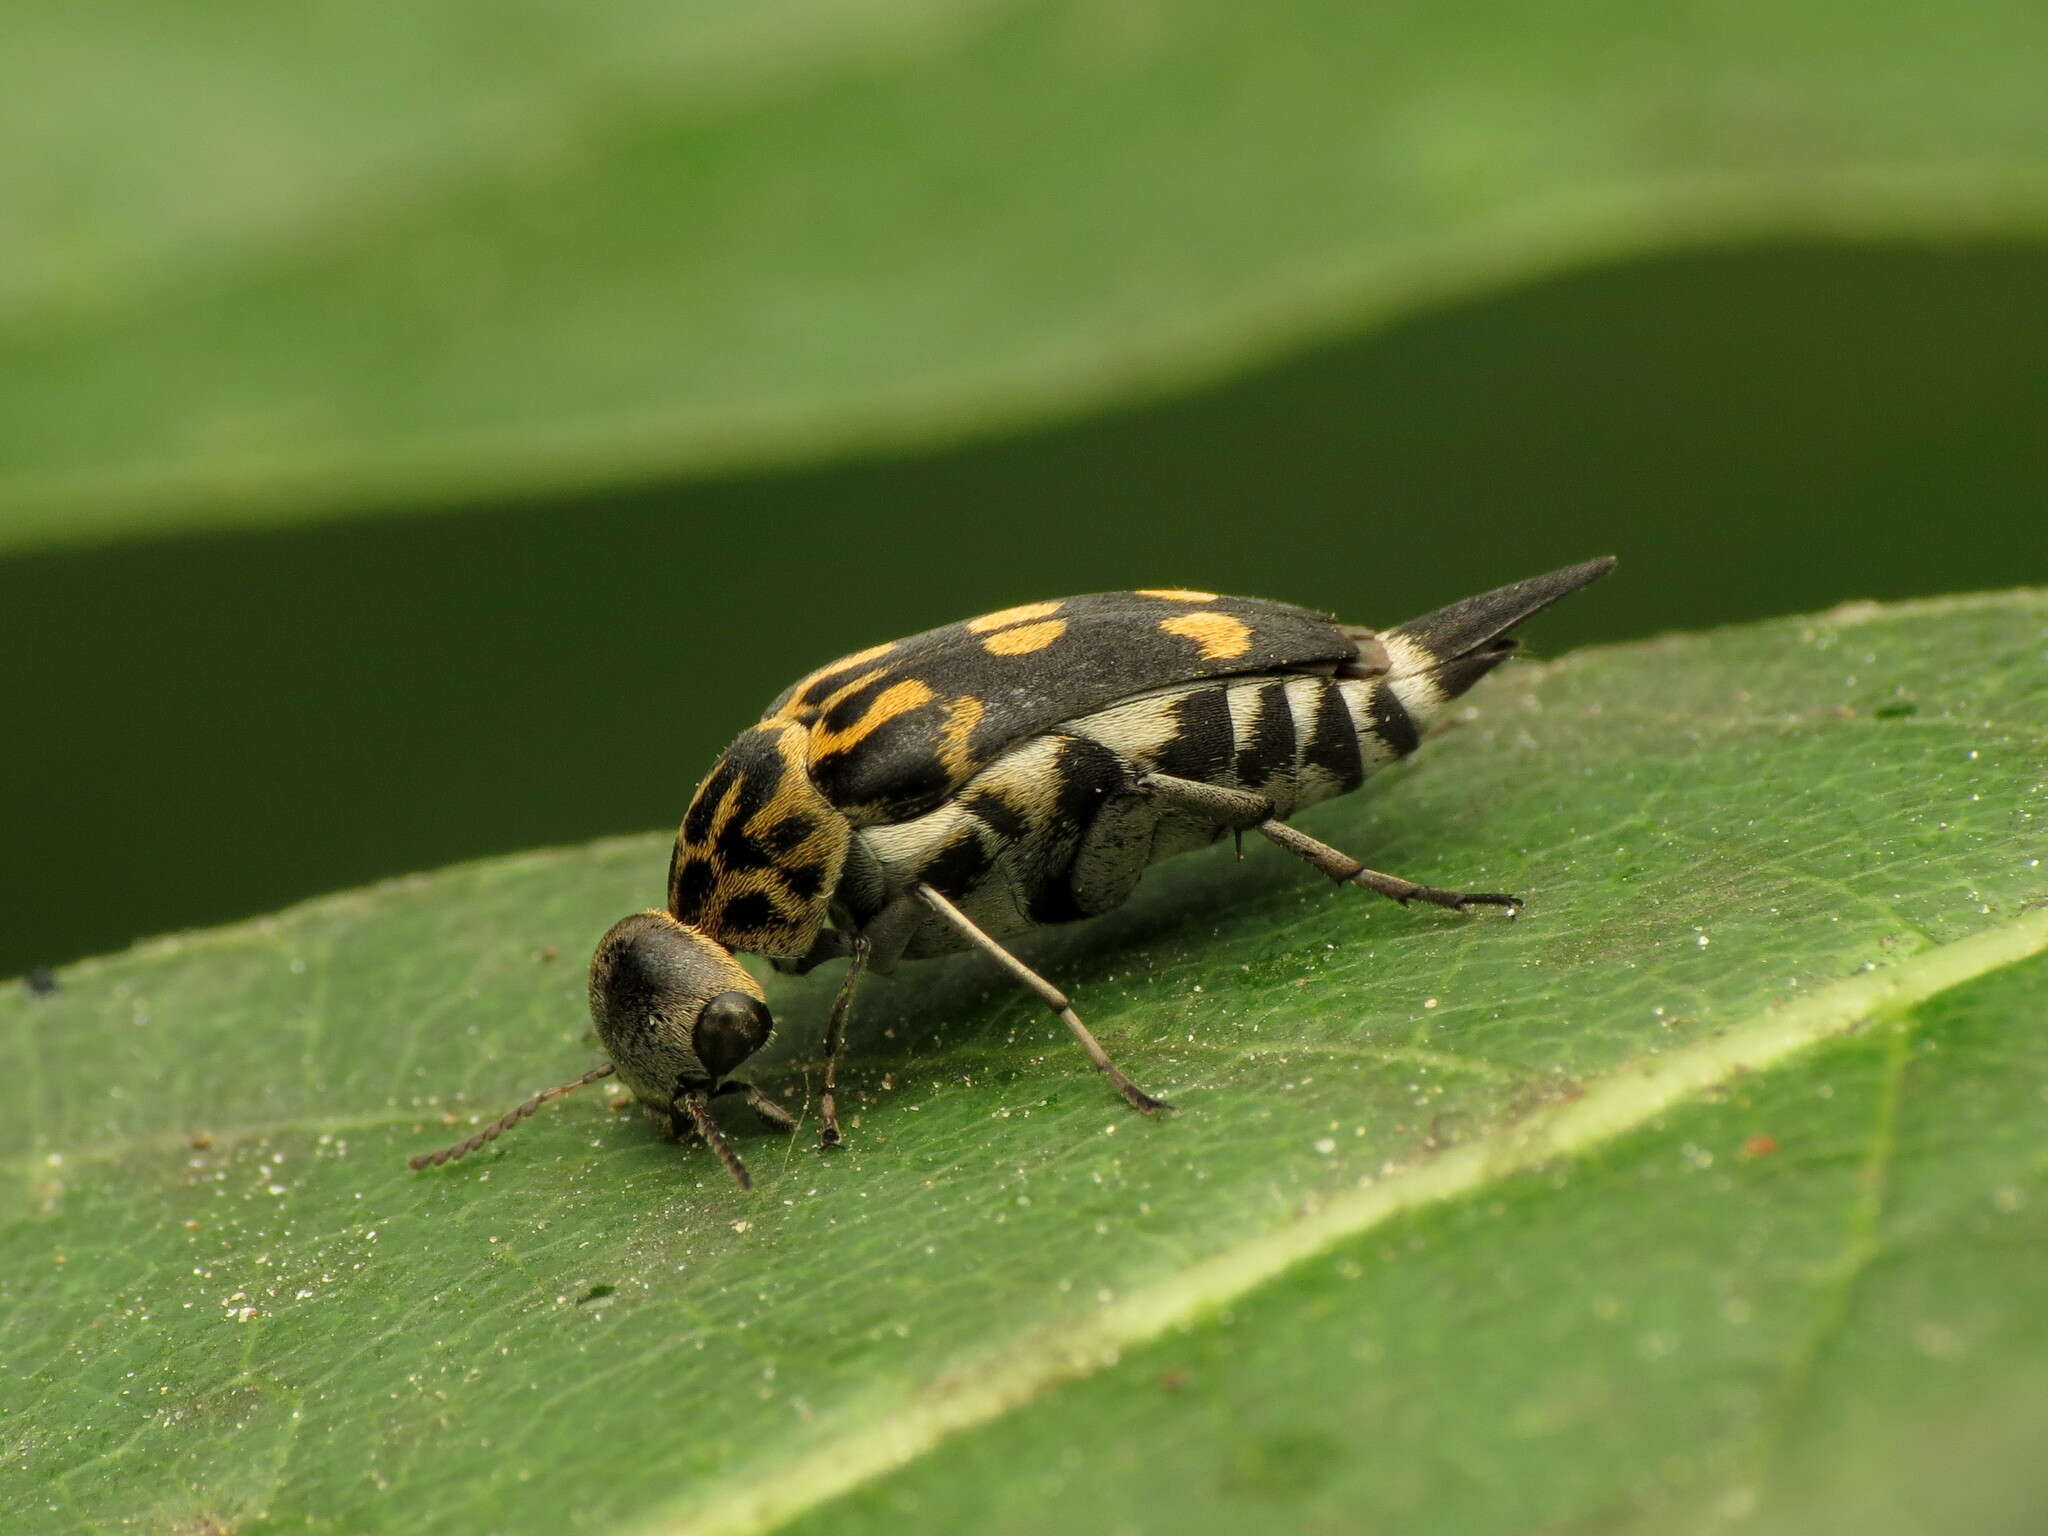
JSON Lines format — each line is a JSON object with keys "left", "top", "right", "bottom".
{"left": 678, "top": 1090, "right": 752, "bottom": 1190}
{"left": 408, "top": 1064, "right": 617, "bottom": 1170}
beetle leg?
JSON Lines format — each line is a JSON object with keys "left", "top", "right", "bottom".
{"left": 1132, "top": 771, "right": 1270, "bottom": 828}
{"left": 1134, "top": 771, "right": 1521, "bottom": 914}
{"left": 790, "top": 896, "right": 926, "bottom": 1151}
{"left": 816, "top": 936, "right": 871, "bottom": 1149}
{"left": 913, "top": 884, "right": 1171, "bottom": 1116}
{"left": 1257, "top": 819, "right": 1521, "bottom": 912}
{"left": 714, "top": 1079, "right": 799, "bottom": 1133}
{"left": 772, "top": 926, "right": 856, "bottom": 977}
{"left": 677, "top": 1089, "right": 752, "bottom": 1190}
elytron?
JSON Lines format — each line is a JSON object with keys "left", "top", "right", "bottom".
{"left": 412, "top": 558, "right": 1614, "bottom": 1186}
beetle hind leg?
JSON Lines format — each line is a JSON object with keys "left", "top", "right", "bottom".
{"left": 1257, "top": 820, "right": 1521, "bottom": 912}
{"left": 1134, "top": 771, "right": 1522, "bottom": 914}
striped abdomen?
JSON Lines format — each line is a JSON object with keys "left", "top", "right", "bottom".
{"left": 836, "top": 664, "right": 1448, "bottom": 960}
{"left": 1079, "top": 668, "right": 1429, "bottom": 817}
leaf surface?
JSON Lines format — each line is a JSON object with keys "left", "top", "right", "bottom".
{"left": 3, "top": 592, "right": 2044, "bottom": 1533}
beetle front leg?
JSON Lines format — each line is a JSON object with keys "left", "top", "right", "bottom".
{"left": 801, "top": 894, "right": 927, "bottom": 1150}
{"left": 714, "top": 1079, "right": 800, "bottom": 1133}
{"left": 815, "top": 936, "right": 870, "bottom": 1149}
{"left": 1133, "top": 771, "right": 1521, "bottom": 914}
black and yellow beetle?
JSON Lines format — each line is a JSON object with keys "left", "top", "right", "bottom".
{"left": 412, "top": 558, "right": 1614, "bottom": 1186}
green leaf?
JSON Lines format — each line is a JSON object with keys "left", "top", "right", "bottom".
{"left": 4, "top": 590, "right": 2044, "bottom": 1534}
{"left": 6, "top": 1, "right": 2048, "bottom": 551}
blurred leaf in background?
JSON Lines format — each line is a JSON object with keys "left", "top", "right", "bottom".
{"left": 8, "top": 0, "right": 2045, "bottom": 548}
{"left": 3, "top": 8, "right": 2046, "bottom": 988}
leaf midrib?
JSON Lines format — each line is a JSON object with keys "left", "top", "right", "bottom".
{"left": 653, "top": 906, "right": 2048, "bottom": 1536}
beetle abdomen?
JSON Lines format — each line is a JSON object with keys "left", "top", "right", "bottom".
{"left": 1057, "top": 672, "right": 1417, "bottom": 921}
{"left": 838, "top": 666, "right": 1444, "bottom": 961}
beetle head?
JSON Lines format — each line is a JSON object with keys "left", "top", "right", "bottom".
{"left": 405, "top": 909, "right": 774, "bottom": 1184}
{"left": 588, "top": 910, "right": 775, "bottom": 1108}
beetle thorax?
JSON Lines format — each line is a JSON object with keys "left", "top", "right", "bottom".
{"left": 667, "top": 721, "right": 851, "bottom": 959}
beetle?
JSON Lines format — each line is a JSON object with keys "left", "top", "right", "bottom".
{"left": 411, "top": 558, "right": 1614, "bottom": 1186}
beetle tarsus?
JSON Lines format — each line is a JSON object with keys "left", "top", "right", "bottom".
{"left": 716, "top": 1079, "right": 799, "bottom": 1133}
{"left": 1247, "top": 817, "right": 1521, "bottom": 916}
{"left": 1094, "top": 1046, "right": 1173, "bottom": 1115}
{"left": 679, "top": 1090, "right": 752, "bottom": 1190}
{"left": 1345, "top": 868, "right": 1523, "bottom": 913}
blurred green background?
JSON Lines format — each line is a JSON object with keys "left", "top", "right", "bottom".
{"left": 8, "top": 236, "right": 2046, "bottom": 978}
{"left": 5, "top": 1, "right": 2046, "bottom": 978}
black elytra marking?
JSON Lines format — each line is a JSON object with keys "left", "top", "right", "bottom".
{"left": 754, "top": 814, "right": 817, "bottom": 858}
{"left": 815, "top": 673, "right": 894, "bottom": 743}
{"left": 1304, "top": 679, "right": 1366, "bottom": 791}
{"left": 671, "top": 856, "right": 716, "bottom": 916}
{"left": 1233, "top": 679, "right": 1297, "bottom": 788}
{"left": 764, "top": 638, "right": 902, "bottom": 719}
{"left": 714, "top": 890, "right": 783, "bottom": 935}
{"left": 680, "top": 759, "right": 736, "bottom": 846}
{"left": 777, "top": 857, "right": 829, "bottom": 902}
{"left": 811, "top": 709, "right": 953, "bottom": 818}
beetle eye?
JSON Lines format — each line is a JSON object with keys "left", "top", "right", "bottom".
{"left": 692, "top": 991, "right": 774, "bottom": 1080}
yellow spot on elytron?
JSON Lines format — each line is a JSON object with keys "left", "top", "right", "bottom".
{"left": 1136, "top": 588, "right": 1218, "bottom": 602}
{"left": 981, "top": 619, "right": 1067, "bottom": 656}
{"left": 1161, "top": 611, "right": 1253, "bottom": 660}
{"left": 965, "top": 601, "right": 1062, "bottom": 634}
{"left": 937, "top": 694, "right": 985, "bottom": 779}
{"left": 773, "top": 642, "right": 897, "bottom": 719}
{"left": 840, "top": 640, "right": 898, "bottom": 668}
{"left": 809, "top": 678, "right": 936, "bottom": 758}
{"left": 813, "top": 668, "right": 888, "bottom": 717}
